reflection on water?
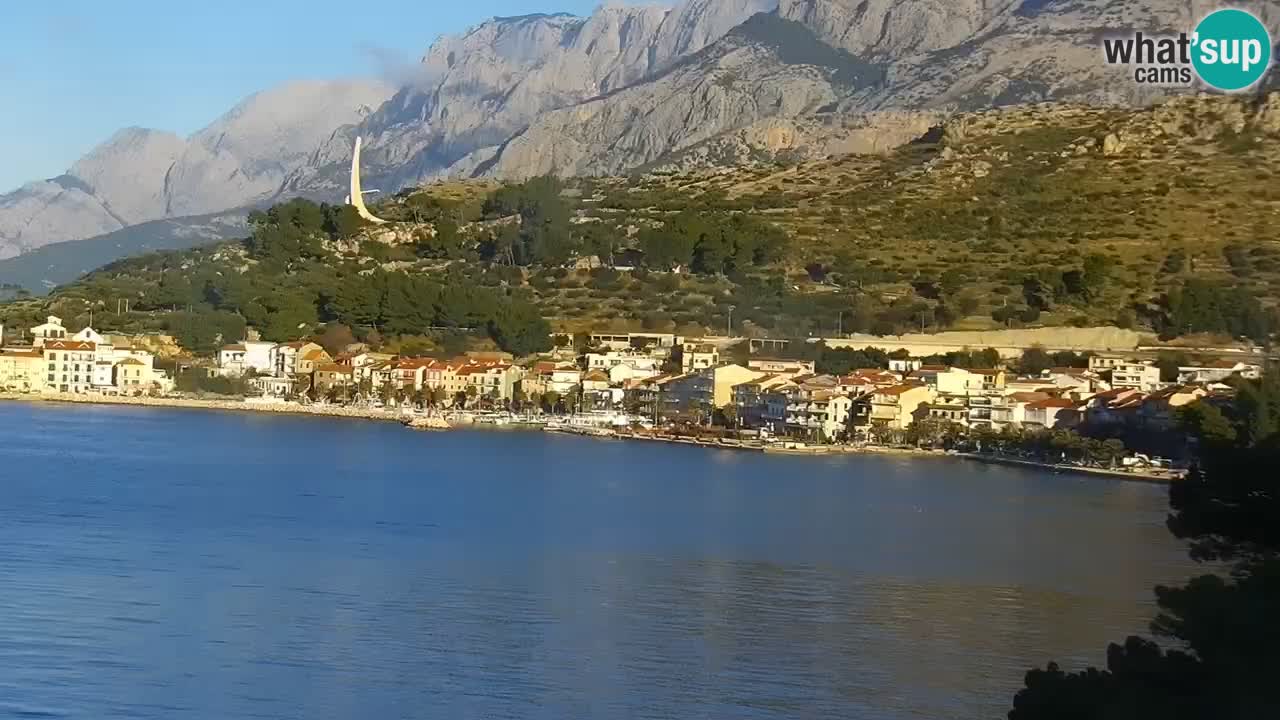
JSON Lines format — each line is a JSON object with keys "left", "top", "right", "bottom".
{"left": 0, "top": 404, "right": 1195, "bottom": 719}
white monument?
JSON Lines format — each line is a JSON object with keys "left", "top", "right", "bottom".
{"left": 348, "top": 136, "right": 387, "bottom": 224}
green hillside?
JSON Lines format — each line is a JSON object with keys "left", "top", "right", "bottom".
{"left": 0, "top": 211, "right": 247, "bottom": 293}
{"left": 1, "top": 93, "right": 1276, "bottom": 356}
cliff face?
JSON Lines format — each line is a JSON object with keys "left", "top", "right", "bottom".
{"left": 284, "top": 0, "right": 779, "bottom": 195}
{"left": 482, "top": 14, "right": 886, "bottom": 178}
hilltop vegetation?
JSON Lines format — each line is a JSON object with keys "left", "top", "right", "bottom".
{"left": 1, "top": 94, "right": 1277, "bottom": 356}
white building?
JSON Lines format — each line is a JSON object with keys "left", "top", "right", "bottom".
{"left": 1177, "top": 360, "right": 1263, "bottom": 384}
{"left": 30, "top": 316, "right": 69, "bottom": 346}
{"left": 785, "top": 391, "right": 853, "bottom": 441}
{"left": 681, "top": 342, "right": 720, "bottom": 373}
{"left": 1111, "top": 360, "right": 1162, "bottom": 392}
{"left": 218, "top": 340, "right": 277, "bottom": 376}
{"left": 608, "top": 359, "right": 661, "bottom": 385}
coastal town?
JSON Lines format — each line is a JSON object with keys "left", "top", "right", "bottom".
{"left": 0, "top": 315, "right": 1266, "bottom": 474}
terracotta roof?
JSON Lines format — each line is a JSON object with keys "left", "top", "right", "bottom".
{"left": 1028, "top": 397, "right": 1078, "bottom": 409}
{"left": 221, "top": 343, "right": 246, "bottom": 352}
{"left": 301, "top": 349, "right": 328, "bottom": 362}
{"left": 117, "top": 358, "right": 145, "bottom": 366}
{"left": 1009, "top": 391, "right": 1050, "bottom": 402}
{"left": 583, "top": 370, "right": 609, "bottom": 382}
{"left": 877, "top": 384, "right": 924, "bottom": 397}
{"left": 970, "top": 368, "right": 1003, "bottom": 376}
{"left": 2, "top": 350, "right": 42, "bottom": 358}
{"left": 42, "top": 340, "right": 95, "bottom": 351}
{"left": 316, "top": 363, "right": 352, "bottom": 374}
{"left": 1048, "top": 367, "right": 1090, "bottom": 376}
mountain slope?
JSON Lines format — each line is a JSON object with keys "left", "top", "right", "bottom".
{"left": 284, "top": 0, "right": 779, "bottom": 196}
{"left": 0, "top": 80, "right": 390, "bottom": 260}
{"left": 482, "top": 14, "right": 886, "bottom": 177}
{"left": 0, "top": 211, "right": 247, "bottom": 293}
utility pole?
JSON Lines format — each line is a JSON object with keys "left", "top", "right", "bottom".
{"left": 727, "top": 305, "right": 735, "bottom": 338}
{"left": 838, "top": 311, "right": 843, "bottom": 337}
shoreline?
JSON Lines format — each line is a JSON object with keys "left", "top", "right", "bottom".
{"left": 2, "top": 392, "right": 1178, "bottom": 483}
{"left": 0, "top": 392, "right": 412, "bottom": 424}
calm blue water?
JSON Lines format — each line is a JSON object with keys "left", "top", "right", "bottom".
{"left": 0, "top": 403, "right": 1196, "bottom": 719}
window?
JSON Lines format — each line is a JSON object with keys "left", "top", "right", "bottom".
{"left": 49, "top": 353, "right": 57, "bottom": 361}
{"left": 47, "top": 374, "right": 54, "bottom": 382}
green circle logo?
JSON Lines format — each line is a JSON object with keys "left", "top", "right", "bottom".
{"left": 1192, "top": 9, "right": 1273, "bottom": 91}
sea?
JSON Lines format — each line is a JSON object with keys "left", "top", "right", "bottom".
{"left": 0, "top": 403, "right": 1198, "bottom": 719}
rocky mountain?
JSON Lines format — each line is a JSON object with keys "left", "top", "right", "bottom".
{"left": 4, "top": 0, "right": 1278, "bottom": 274}
{"left": 0, "top": 80, "right": 391, "bottom": 259}
{"left": 283, "top": 0, "right": 779, "bottom": 196}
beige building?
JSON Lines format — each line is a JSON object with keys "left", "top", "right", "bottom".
{"left": 114, "top": 358, "right": 154, "bottom": 393}
{"left": 0, "top": 349, "right": 44, "bottom": 392}
{"left": 709, "top": 364, "right": 766, "bottom": 408}
{"left": 867, "top": 384, "right": 936, "bottom": 429}
{"left": 681, "top": 342, "right": 720, "bottom": 373}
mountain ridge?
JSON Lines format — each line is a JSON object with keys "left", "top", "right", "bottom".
{"left": 4, "top": 0, "right": 1278, "bottom": 270}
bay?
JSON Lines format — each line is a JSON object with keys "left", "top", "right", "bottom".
{"left": 0, "top": 403, "right": 1196, "bottom": 719}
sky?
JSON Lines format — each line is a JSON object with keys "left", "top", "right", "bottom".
{"left": 0, "top": 0, "right": 610, "bottom": 192}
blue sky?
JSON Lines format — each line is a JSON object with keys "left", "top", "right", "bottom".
{"left": 0, "top": 0, "right": 609, "bottom": 192}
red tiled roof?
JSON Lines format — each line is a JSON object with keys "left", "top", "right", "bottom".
{"left": 42, "top": 340, "right": 95, "bottom": 351}
{"left": 222, "top": 343, "right": 246, "bottom": 352}
{"left": 1028, "top": 398, "right": 1078, "bottom": 409}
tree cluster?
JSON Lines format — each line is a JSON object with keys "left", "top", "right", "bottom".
{"left": 1009, "top": 371, "right": 1280, "bottom": 719}
{"left": 638, "top": 211, "right": 786, "bottom": 274}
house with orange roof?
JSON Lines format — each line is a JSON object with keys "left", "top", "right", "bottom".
{"left": 861, "top": 383, "right": 936, "bottom": 429}
{"left": 40, "top": 339, "right": 97, "bottom": 394}
{"left": 457, "top": 361, "right": 524, "bottom": 402}
{"left": 314, "top": 363, "right": 355, "bottom": 395}
{"left": 1024, "top": 397, "right": 1081, "bottom": 430}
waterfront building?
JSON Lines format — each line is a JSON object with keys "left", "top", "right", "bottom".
{"left": 458, "top": 362, "right": 523, "bottom": 403}
{"left": 114, "top": 358, "right": 154, "bottom": 392}
{"left": 923, "top": 401, "right": 969, "bottom": 426}
{"left": 314, "top": 363, "right": 355, "bottom": 396}
{"left": 732, "top": 374, "right": 798, "bottom": 430}
{"left": 271, "top": 341, "right": 329, "bottom": 377}
{"left": 41, "top": 339, "right": 97, "bottom": 394}
{"left": 1023, "top": 397, "right": 1082, "bottom": 430}
{"left": 218, "top": 341, "right": 276, "bottom": 376}
{"left": 1083, "top": 388, "right": 1147, "bottom": 427}
{"left": 862, "top": 384, "right": 936, "bottom": 430}
{"left": 987, "top": 392, "right": 1050, "bottom": 430}
{"left": 547, "top": 364, "right": 583, "bottom": 395}
{"left": 251, "top": 376, "right": 293, "bottom": 398}
{"left": 0, "top": 349, "right": 43, "bottom": 392}
{"left": 784, "top": 391, "right": 853, "bottom": 441}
